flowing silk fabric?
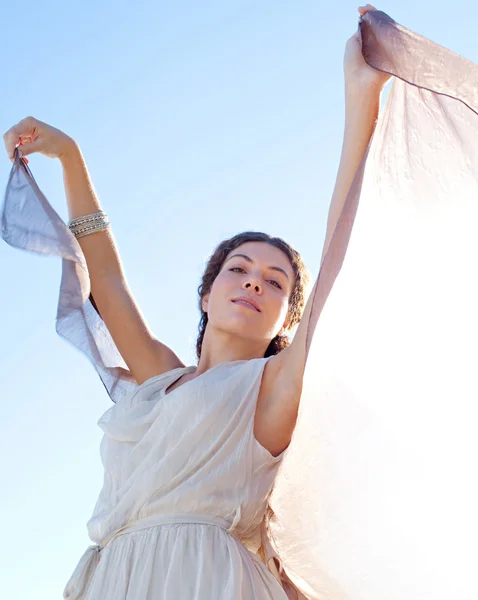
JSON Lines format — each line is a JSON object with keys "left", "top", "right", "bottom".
{"left": 267, "top": 11, "right": 478, "bottom": 600}
{"left": 2, "top": 10, "right": 478, "bottom": 599}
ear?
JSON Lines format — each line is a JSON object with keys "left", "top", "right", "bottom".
{"left": 201, "top": 293, "right": 210, "bottom": 313}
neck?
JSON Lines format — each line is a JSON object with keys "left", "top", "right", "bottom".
{"left": 195, "top": 326, "right": 268, "bottom": 376}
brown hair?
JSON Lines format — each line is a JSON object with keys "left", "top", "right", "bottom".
{"left": 196, "top": 231, "right": 310, "bottom": 360}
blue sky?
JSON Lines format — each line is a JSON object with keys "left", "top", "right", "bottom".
{"left": 1, "top": 2, "right": 477, "bottom": 598}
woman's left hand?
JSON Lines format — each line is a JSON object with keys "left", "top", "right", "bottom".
{"left": 344, "top": 5, "right": 392, "bottom": 93}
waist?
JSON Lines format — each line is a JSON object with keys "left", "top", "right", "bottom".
{"left": 100, "top": 512, "right": 233, "bottom": 549}
{"left": 64, "top": 513, "right": 234, "bottom": 600}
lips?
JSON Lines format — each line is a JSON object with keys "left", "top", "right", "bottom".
{"left": 231, "top": 297, "right": 261, "bottom": 312}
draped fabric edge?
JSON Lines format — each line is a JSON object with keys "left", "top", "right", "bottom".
{"left": 2, "top": 154, "right": 136, "bottom": 404}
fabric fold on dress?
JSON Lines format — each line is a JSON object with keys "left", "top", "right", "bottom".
{"left": 63, "top": 514, "right": 239, "bottom": 600}
{"left": 64, "top": 358, "right": 289, "bottom": 600}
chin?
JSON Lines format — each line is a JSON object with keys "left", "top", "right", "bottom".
{"left": 215, "top": 315, "right": 263, "bottom": 340}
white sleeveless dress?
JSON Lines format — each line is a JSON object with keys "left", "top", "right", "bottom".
{"left": 63, "top": 358, "right": 289, "bottom": 600}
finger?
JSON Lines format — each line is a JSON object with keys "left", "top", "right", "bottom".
{"left": 17, "top": 138, "right": 43, "bottom": 157}
{"left": 358, "top": 4, "right": 377, "bottom": 14}
{"left": 3, "top": 127, "right": 21, "bottom": 160}
{"left": 3, "top": 116, "right": 38, "bottom": 159}
{"left": 19, "top": 133, "right": 34, "bottom": 144}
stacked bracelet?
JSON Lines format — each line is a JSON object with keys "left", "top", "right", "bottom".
{"left": 68, "top": 211, "right": 110, "bottom": 239}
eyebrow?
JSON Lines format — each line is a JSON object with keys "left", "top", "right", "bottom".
{"left": 225, "top": 253, "right": 290, "bottom": 280}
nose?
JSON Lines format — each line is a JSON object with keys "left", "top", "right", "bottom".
{"left": 243, "top": 279, "right": 262, "bottom": 294}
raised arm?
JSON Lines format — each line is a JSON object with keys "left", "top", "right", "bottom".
{"left": 258, "top": 5, "right": 391, "bottom": 455}
{"left": 296, "top": 6, "right": 391, "bottom": 366}
{"left": 3, "top": 117, "right": 184, "bottom": 385}
{"left": 320, "top": 56, "right": 381, "bottom": 263}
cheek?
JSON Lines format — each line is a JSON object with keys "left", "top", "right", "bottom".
{"left": 274, "top": 295, "right": 290, "bottom": 323}
{"left": 259, "top": 291, "right": 289, "bottom": 328}
{"left": 206, "top": 275, "right": 231, "bottom": 312}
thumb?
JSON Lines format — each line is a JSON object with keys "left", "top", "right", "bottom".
{"left": 17, "top": 138, "right": 43, "bottom": 157}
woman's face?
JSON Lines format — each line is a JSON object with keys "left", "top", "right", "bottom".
{"left": 202, "top": 241, "right": 295, "bottom": 346}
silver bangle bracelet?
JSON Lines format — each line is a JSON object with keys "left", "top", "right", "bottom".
{"left": 70, "top": 221, "right": 110, "bottom": 239}
{"left": 68, "top": 211, "right": 108, "bottom": 227}
{"left": 68, "top": 211, "right": 110, "bottom": 239}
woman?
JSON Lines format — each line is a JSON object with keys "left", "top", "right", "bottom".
{"left": 3, "top": 5, "right": 388, "bottom": 599}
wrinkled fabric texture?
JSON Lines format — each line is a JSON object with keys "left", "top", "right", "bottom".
{"left": 62, "top": 358, "right": 287, "bottom": 600}
{"left": 2, "top": 9, "right": 478, "bottom": 600}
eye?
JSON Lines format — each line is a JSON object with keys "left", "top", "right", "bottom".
{"left": 230, "top": 267, "right": 282, "bottom": 290}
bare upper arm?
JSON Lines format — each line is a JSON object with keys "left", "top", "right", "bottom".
{"left": 90, "top": 275, "right": 184, "bottom": 386}
{"left": 254, "top": 345, "right": 304, "bottom": 456}
{"left": 254, "top": 287, "right": 318, "bottom": 455}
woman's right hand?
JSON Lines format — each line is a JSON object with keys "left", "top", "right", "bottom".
{"left": 3, "top": 116, "right": 76, "bottom": 162}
